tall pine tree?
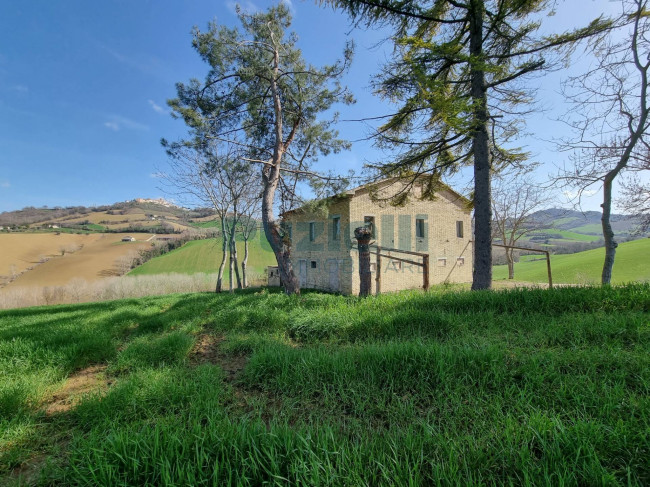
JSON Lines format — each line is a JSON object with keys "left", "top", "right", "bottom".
{"left": 323, "top": 0, "right": 610, "bottom": 289}
{"left": 168, "top": 5, "right": 353, "bottom": 294}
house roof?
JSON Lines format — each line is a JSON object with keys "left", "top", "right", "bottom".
{"left": 282, "top": 176, "right": 470, "bottom": 217}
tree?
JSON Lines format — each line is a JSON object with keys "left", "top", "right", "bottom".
{"left": 162, "top": 142, "right": 258, "bottom": 293}
{"left": 491, "top": 171, "right": 552, "bottom": 279}
{"left": 168, "top": 5, "right": 353, "bottom": 295}
{"left": 235, "top": 191, "right": 262, "bottom": 289}
{"left": 557, "top": 0, "right": 648, "bottom": 284}
{"left": 619, "top": 165, "right": 650, "bottom": 233}
{"left": 322, "top": 0, "right": 611, "bottom": 290}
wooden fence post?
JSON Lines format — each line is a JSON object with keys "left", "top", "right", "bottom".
{"left": 545, "top": 251, "right": 553, "bottom": 288}
{"left": 423, "top": 254, "right": 429, "bottom": 291}
{"left": 376, "top": 246, "right": 382, "bottom": 295}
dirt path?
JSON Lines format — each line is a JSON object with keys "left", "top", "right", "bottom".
{"left": 189, "top": 333, "right": 248, "bottom": 382}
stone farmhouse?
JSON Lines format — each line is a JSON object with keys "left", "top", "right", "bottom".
{"left": 281, "top": 178, "right": 473, "bottom": 295}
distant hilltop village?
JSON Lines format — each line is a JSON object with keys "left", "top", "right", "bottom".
{"left": 133, "top": 198, "right": 179, "bottom": 208}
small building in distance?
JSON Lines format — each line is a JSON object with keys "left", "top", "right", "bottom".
{"left": 267, "top": 266, "right": 281, "bottom": 287}
{"left": 280, "top": 177, "right": 473, "bottom": 295}
{"left": 121, "top": 236, "right": 136, "bottom": 242}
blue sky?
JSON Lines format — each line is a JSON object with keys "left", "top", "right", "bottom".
{"left": 0, "top": 0, "right": 627, "bottom": 213}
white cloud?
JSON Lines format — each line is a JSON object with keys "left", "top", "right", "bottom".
{"left": 148, "top": 99, "right": 166, "bottom": 114}
{"left": 226, "top": 1, "right": 259, "bottom": 14}
{"left": 149, "top": 172, "right": 165, "bottom": 179}
{"left": 562, "top": 189, "right": 597, "bottom": 200}
{"left": 103, "top": 115, "right": 149, "bottom": 132}
{"left": 0, "top": 180, "right": 10, "bottom": 188}
{"left": 10, "top": 85, "right": 28, "bottom": 93}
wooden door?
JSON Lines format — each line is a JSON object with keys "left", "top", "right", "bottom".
{"left": 328, "top": 259, "right": 339, "bottom": 291}
{"left": 298, "top": 260, "right": 307, "bottom": 287}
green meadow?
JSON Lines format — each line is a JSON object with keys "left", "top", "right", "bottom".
{"left": 128, "top": 237, "right": 276, "bottom": 278}
{"left": 494, "top": 238, "right": 650, "bottom": 284}
{"left": 1, "top": 284, "right": 649, "bottom": 485}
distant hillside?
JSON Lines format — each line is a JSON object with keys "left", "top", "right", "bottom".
{"left": 499, "top": 208, "right": 647, "bottom": 253}
{"left": 493, "top": 238, "right": 650, "bottom": 284}
{"left": 128, "top": 236, "right": 275, "bottom": 282}
{"left": 0, "top": 200, "right": 218, "bottom": 233}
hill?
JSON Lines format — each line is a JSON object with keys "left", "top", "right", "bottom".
{"left": 1, "top": 285, "right": 648, "bottom": 484}
{"left": 0, "top": 200, "right": 216, "bottom": 234}
{"left": 511, "top": 208, "right": 646, "bottom": 250}
{"left": 494, "top": 238, "right": 650, "bottom": 284}
{"left": 128, "top": 237, "right": 276, "bottom": 283}
{"left": 0, "top": 233, "right": 154, "bottom": 289}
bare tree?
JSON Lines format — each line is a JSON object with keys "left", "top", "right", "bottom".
{"left": 558, "top": 0, "right": 649, "bottom": 284}
{"left": 162, "top": 143, "right": 251, "bottom": 293}
{"left": 618, "top": 153, "right": 650, "bottom": 233}
{"left": 492, "top": 171, "right": 552, "bottom": 279}
{"left": 236, "top": 189, "right": 262, "bottom": 289}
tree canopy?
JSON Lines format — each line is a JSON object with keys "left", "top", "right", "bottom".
{"left": 323, "top": 0, "right": 611, "bottom": 289}
{"left": 167, "top": 4, "right": 354, "bottom": 294}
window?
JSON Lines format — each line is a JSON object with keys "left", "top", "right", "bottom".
{"left": 437, "top": 258, "right": 447, "bottom": 267}
{"left": 416, "top": 218, "right": 425, "bottom": 238}
{"left": 309, "top": 222, "right": 316, "bottom": 242}
{"left": 310, "top": 260, "right": 318, "bottom": 269}
{"left": 456, "top": 257, "right": 465, "bottom": 266}
{"left": 332, "top": 216, "right": 340, "bottom": 240}
{"left": 369, "top": 263, "right": 376, "bottom": 272}
{"left": 364, "top": 216, "right": 375, "bottom": 237}
{"left": 456, "top": 221, "right": 464, "bottom": 238}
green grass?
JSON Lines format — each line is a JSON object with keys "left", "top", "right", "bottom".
{"left": 1, "top": 285, "right": 649, "bottom": 485}
{"left": 527, "top": 229, "right": 603, "bottom": 243}
{"left": 570, "top": 223, "right": 603, "bottom": 234}
{"left": 189, "top": 219, "right": 221, "bottom": 228}
{"left": 495, "top": 238, "right": 650, "bottom": 284}
{"left": 128, "top": 237, "right": 276, "bottom": 278}
{"left": 82, "top": 223, "right": 106, "bottom": 232}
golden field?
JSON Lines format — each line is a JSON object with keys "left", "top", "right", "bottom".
{"left": 0, "top": 233, "right": 152, "bottom": 288}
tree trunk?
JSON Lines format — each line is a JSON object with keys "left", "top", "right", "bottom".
{"left": 261, "top": 182, "right": 299, "bottom": 295}
{"left": 601, "top": 175, "right": 618, "bottom": 285}
{"left": 215, "top": 218, "right": 228, "bottom": 293}
{"left": 506, "top": 248, "right": 515, "bottom": 280}
{"left": 469, "top": 0, "right": 492, "bottom": 291}
{"left": 241, "top": 238, "right": 249, "bottom": 288}
{"left": 354, "top": 226, "right": 373, "bottom": 297}
{"left": 260, "top": 43, "right": 301, "bottom": 295}
{"left": 230, "top": 217, "right": 242, "bottom": 289}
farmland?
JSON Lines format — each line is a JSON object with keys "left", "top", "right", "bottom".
{"left": 1, "top": 284, "right": 649, "bottom": 485}
{"left": 0, "top": 233, "right": 153, "bottom": 289}
{"left": 494, "top": 238, "right": 650, "bottom": 284}
{"left": 128, "top": 237, "right": 276, "bottom": 281}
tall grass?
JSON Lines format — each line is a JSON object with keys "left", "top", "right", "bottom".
{"left": 0, "top": 271, "right": 266, "bottom": 309}
{"left": 0, "top": 284, "right": 648, "bottom": 485}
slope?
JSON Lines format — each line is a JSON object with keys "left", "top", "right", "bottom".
{"left": 493, "top": 238, "right": 650, "bottom": 284}
{"left": 128, "top": 237, "right": 276, "bottom": 280}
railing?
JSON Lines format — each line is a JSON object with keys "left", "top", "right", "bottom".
{"left": 369, "top": 245, "right": 430, "bottom": 294}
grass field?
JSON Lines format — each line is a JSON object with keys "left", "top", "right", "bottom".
{"left": 128, "top": 237, "right": 276, "bottom": 280}
{"left": 494, "top": 238, "right": 650, "bottom": 284}
{"left": 189, "top": 219, "right": 221, "bottom": 228}
{"left": 527, "top": 229, "right": 603, "bottom": 243}
{"left": 0, "top": 284, "right": 648, "bottom": 485}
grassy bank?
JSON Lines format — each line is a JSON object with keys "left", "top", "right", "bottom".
{"left": 494, "top": 238, "right": 650, "bottom": 284}
{"left": 1, "top": 285, "right": 649, "bottom": 485}
{"left": 128, "top": 237, "right": 275, "bottom": 278}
